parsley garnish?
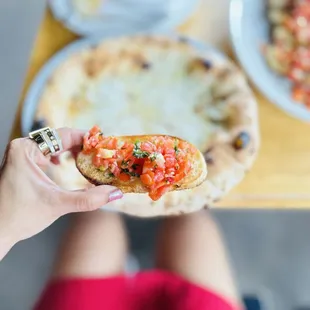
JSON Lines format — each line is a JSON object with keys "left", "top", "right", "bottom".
{"left": 174, "top": 140, "right": 180, "bottom": 155}
{"left": 133, "top": 142, "right": 150, "bottom": 158}
{"left": 129, "top": 172, "right": 140, "bottom": 177}
{"left": 149, "top": 152, "right": 157, "bottom": 162}
{"left": 108, "top": 172, "right": 114, "bottom": 178}
{"left": 121, "top": 159, "right": 130, "bottom": 167}
{"left": 122, "top": 168, "right": 140, "bottom": 178}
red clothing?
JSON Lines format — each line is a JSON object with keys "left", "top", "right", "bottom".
{"left": 35, "top": 270, "right": 240, "bottom": 310}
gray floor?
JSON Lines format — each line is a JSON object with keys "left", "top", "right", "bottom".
{"left": 1, "top": 210, "right": 310, "bottom": 310}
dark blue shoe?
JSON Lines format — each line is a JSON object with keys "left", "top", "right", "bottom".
{"left": 243, "top": 296, "right": 262, "bottom": 310}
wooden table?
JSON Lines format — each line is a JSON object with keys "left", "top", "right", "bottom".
{"left": 13, "top": 3, "right": 310, "bottom": 208}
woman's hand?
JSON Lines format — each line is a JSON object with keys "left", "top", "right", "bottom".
{"left": 0, "top": 128, "right": 123, "bottom": 260}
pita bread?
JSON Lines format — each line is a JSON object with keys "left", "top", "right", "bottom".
{"left": 33, "top": 35, "right": 259, "bottom": 217}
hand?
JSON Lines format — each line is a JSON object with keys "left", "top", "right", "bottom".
{"left": 0, "top": 128, "right": 123, "bottom": 260}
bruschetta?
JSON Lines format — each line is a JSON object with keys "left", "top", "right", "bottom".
{"left": 76, "top": 126, "right": 207, "bottom": 201}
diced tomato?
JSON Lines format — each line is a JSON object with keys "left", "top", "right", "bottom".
{"left": 178, "top": 141, "right": 189, "bottom": 151}
{"left": 165, "top": 154, "right": 176, "bottom": 168}
{"left": 140, "top": 142, "right": 155, "bottom": 152}
{"left": 89, "top": 134, "right": 100, "bottom": 147}
{"left": 149, "top": 185, "right": 171, "bottom": 201}
{"left": 163, "top": 138, "right": 174, "bottom": 149}
{"left": 153, "top": 170, "right": 164, "bottom": 183}
{"left": 110, "top": 163, "right": 120, "bottom": 177}
{"left": 102, "top": 159, "right": 110, "bottom": 169}
{"left": 89, "top": 125, "right": 101, "bottom": 136}
{"left": 92, "top": 155, "right": 103, "bottom": 167}
{"left": 184, "top": 161, "right": 192, "bottom": 174}
{"left": 142, "top": 159, "right": 155, "bottom": 174}
{"left": 141, "top": 173, "right": 154, "bottom": 186}
{"left": 132, "top": 159, "right": 144, "bottom": 174}
{"left": 119, "top": 173, "right": 130, "bottom": 182}
{"left": 174, "top": 172, "right": 184, "bottom": 183}
{"left": 164, "top": 148, "right": 175, "bottom": 155}
{"left": 106, "top": 137, "right": 118, "bottom": 150}
{"left": 97, "top": 136, "right": 112, "bottom": 148}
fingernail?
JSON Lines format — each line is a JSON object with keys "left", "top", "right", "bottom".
{"left": 108, "top": 189, "right": 123, "bottom": 202}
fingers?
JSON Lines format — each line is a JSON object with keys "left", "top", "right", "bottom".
{"left": 9, "top": 138, "right": 50, "bottom": 168}
{"left": 56, "top": 128, "right": 86, "bottom": 153}
{"left": 6, "top": 128, "right": 85, "bottom": 166}
{"left": 63, "top": 186, "right": 123, "bottom": 214}
{"left": 20, "top": 127, "right": 85, "bottom": 166}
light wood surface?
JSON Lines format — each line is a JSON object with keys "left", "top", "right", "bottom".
{"left": 13, "top": 2, "right": 310, "bottom": 208}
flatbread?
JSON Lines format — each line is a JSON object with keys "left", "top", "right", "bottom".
{"left": 33, "top": 35, "right": 259, "bottom": 217}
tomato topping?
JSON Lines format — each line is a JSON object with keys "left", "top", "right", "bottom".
{"left": 265, "top": 1, "right": 310, "bottom": 108}
{"left": 149, "top": 185, "right": 171, "bottom": 201}
{"left": 140, "top": 142, "right": 155, "bottom": 152}
{"left": 89, "top": 125, "right": 101, "bottom": 136}
{"left": 106, "top": 138, "right": 118, "bottom": 150}
{"left": 119, "top": 173, "right": 131, "bottom": 182}
{"left": 141, "top": 172, "right": 154, "bottom": 186}
{"left": 82, "top": 126, "right": 196, "bottom": 201}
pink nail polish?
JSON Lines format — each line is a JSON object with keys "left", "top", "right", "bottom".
{"left": 108, "top": 189, "right": 123, "bottom": 202}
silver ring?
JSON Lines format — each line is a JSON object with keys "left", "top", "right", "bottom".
{"left": 29, "top": 127, "right": 63, "bottom": 156}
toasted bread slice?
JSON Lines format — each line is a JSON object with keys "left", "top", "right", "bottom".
{"left": 76, "top": 135, "right": 207, "bottom": 196}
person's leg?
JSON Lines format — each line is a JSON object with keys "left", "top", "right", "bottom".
{"left": 53, "top": 210, "right": 127, "bottom": 278}
{"left": 155, "top": 210, "right": 240, "bottom": 305}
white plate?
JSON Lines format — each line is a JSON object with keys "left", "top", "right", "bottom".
{"left": 49, "top": 0, "right": 198, "bottom": 37}
{"left": 229, "top": 0, "right": 310, "bottom": 122}
{"left": 21, "top": 33, "right": 227, "bottom": 136}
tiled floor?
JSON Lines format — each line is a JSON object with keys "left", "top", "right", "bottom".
{"left": 1, "top": 210, "right": 310, "bottom": 310}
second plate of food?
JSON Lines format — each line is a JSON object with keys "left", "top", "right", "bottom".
{"left": 23, "top": 33, "right": 259, "bottom": 216}
{"left": 230, "top": 0, "right": 310, "bottom": 121}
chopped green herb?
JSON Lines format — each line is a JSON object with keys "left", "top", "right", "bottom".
{"left": 133, "top": 142, "right": 150, "bottom": 158}
{"left": 149, "top": 152, "right": 157, "bottom": 162}
{"left": 132, "top": 164, "right": 139, "bottom": 170}
{"left": 121, "top": 159, "right": 130, "bottom": 167}
{"left": 174, "top": 146, "right": 180, "bottom": 155}
{"left": 129, "top": 172, "right": 140, "bottom": 177}
{"left": 174, "top": 140, "right": 180, "bottom": 155}
{"left": 108, "top": 172, "right": 114, "bottom": 177}
{"left": 122, "top": 168, "right": 140, "bottom": 178}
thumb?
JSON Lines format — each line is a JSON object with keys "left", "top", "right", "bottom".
{"left": 65, "top": 186, "right": 123, "bottom": 213}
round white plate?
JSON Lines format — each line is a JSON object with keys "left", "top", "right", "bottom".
{"left": 49, "top": 0, "right": 198, "bottom": 37}
{"left": 229, "top": 0, "right": 310, "bottom": 122}
{"left": 22, "top": 33, "right": 227, "bottom": 136}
